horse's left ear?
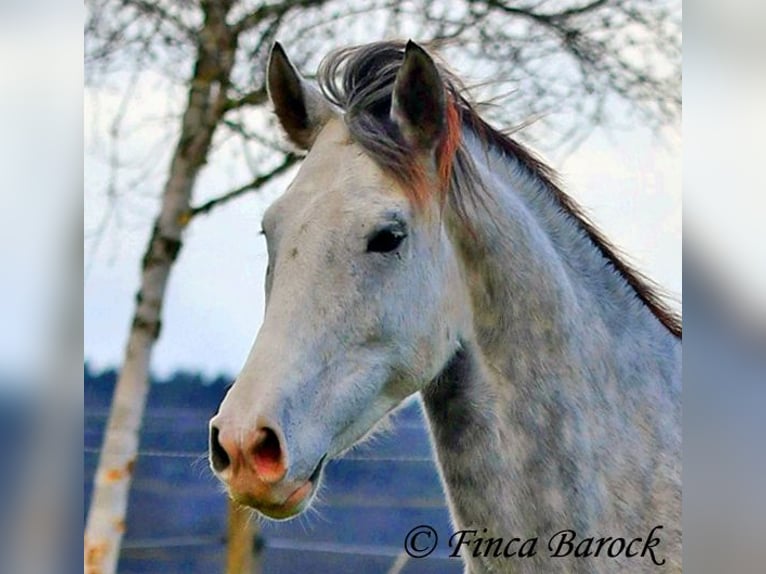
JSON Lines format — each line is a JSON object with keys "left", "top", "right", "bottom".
{"left": 390, "top": 41, "right": 446, "bottom": 153}
{"left": 267, "top": 42, "right": 334, "bottom": 150}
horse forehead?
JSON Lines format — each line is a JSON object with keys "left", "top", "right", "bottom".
{"left": 286, "top": 118, "right": 395, "bottom": 205}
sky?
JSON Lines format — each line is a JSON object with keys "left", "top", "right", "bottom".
{"left": 82, "top": 58, "right": 682, "bottom": 381}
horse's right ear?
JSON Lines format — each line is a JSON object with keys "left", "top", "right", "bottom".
{"left": 390, "top": 41, "right": 446, "bottom": 153}
{"left": 267, "top": 43, "right": 334, "bottom": 150}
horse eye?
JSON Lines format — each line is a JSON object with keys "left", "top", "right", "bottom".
{"left": 367, "top": 228, "right": 407, "bottom": 253}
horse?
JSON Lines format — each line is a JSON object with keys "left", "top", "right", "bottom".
{"left": 209, "top": 40, "right": 681, "bottom": 573}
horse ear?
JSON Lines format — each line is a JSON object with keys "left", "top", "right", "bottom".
{"left": 267, "top": 43, "right": 333, "bottom": 150}
{"left": 390, "top": 41, "right": 446, "bottom": 153}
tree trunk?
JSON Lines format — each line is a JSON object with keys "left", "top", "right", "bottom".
{"left": 84, "top": 5, "right": 236, "bottom": 573}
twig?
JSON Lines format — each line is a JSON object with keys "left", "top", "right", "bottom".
{"left": 187, "top": 153, "right": 299, "bottom": 219}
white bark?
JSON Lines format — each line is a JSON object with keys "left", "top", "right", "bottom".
{"left": 84, "top": 4, "right": 236, "bottom": 572}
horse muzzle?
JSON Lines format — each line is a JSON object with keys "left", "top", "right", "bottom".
{"left": 208, "top": 416, "right": 325, "bottom": 519}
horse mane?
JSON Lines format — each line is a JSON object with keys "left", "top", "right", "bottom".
{"left": 316, "top": 41, "right": 682, "bottom": 339}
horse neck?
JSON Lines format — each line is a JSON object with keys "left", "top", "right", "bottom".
{"left": 445, "top": 130, "right": 680, "bottom": 376}
{"left": 421, "top": 132, "right": 681, "bottom": 562}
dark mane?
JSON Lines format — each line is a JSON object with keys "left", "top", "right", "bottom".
{"left": 316, "top": 41, "right": 682, "bottom": 339}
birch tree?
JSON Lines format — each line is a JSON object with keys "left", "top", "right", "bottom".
{"left": 84, "top": 1, "right": 680, "bottom": 573}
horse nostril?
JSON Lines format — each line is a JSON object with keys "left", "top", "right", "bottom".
{"left": 209, "top": 425, "right": 230, "bottom": 473}
{"left": 250, "top": 426, "right": 284, "bottom": 482}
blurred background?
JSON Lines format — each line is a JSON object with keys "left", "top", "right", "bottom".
{"left": 1, "top": 0, "right": 764, "bottom": 573}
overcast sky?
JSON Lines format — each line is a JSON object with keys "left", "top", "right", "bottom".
{"left": 83, "top": 72, "right": 681, "bottom": 380}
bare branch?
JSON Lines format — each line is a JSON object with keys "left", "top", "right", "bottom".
{"left": 224, "top": 87, "right": 268, "bottom": 111}
{"left": 221, "top": 117, "right": 288, "bottom": 152}
{"left": 187, "top": 153, "right": 300, "bottom": 219}
{"left": 121, "top": 0, "right": 198, "bottom": 40}
{"left": 234, "top": 0, "right": 333, "bottom": 34}
{"left": 554, "top": 0, "right": 610, "bottom": 19}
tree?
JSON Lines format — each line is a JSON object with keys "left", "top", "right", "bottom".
{"left": 84, "top": 1, "right": 680, "bottom": 573}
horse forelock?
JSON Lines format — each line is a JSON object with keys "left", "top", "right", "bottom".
{"left": 317, "top": 42, "right": 461, "bottom": 209}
